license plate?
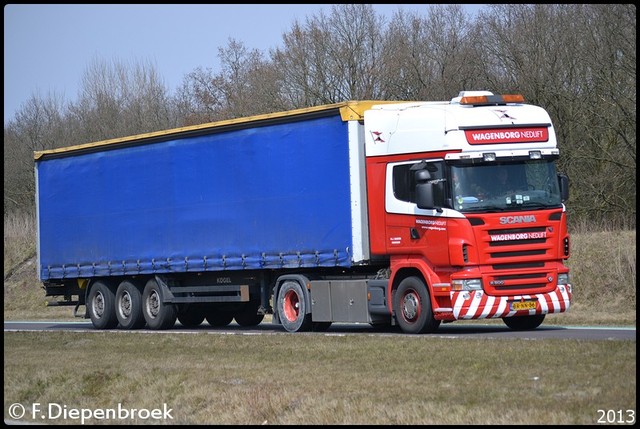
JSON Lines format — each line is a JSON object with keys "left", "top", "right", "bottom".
{"left": 511, "top": 300, "right": 537, "bottom": 311}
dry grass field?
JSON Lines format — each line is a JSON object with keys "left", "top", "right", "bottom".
{"left": 4, "top": 331, "right": 636, "bottom": 425}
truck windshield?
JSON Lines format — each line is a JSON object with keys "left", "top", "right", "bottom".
{"left": 450, "top": 160, "right": 563, "bottom": 212}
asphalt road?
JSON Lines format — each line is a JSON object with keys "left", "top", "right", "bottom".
{"left": 4, "top": 320, "right": 636, "bottom": 341}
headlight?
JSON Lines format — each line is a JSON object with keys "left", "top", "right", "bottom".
{"left": 452, "top": 279, "right": 483, "bottom": 291}
{"left": 558, "top": 273, "right": 570, "bottom": 285}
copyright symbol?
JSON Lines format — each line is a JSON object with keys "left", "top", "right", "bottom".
{"left": 8, "top": 403, "right": 26, "bottom": 419}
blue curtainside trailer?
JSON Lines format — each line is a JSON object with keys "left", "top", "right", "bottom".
{"left": 37, "top": 112, "right": 356, "bottom": 280}
{"left": 35, "top": 102, "right": 387, "bottom": 331}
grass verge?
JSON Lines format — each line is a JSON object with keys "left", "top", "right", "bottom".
{"left": 3, "top": 331, "right": 636, "bottom": 425}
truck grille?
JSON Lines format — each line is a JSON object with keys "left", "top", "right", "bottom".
{"left": 478, "top": 224, "right": 559, "bottom": 296}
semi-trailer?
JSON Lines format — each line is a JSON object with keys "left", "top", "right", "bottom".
{"left": 35, "top": 91, "right": 572, "bottom": 333}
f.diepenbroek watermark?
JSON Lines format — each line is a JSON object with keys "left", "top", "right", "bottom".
{"left": 7, "top": 402, "right": 173, "bottom": 424}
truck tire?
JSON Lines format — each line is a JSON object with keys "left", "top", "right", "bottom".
{"left": 205, "top": 311, "right": 234, "bottom": 327}
{"left": 177, "top": 308, "right": 206, "bottom": 327}
{"left": 115, "top": 280, "right": 146, "bottom": 329}
{"left": 142, "top": 278, "right": 177, "bottom": 330}
{"left": 277, "top": 280, "right": 311, "bottom": 333}
{"left": 312, "top": 322, "right": 332, "bottom": 332}
{"left": 370, "top": 319, "right": 395, "bottom": 331}
{"left": 234, "top": 300, "right": 265, "bottom": 327}
{"left": 503, "top": 314, "right": 545, "bottom": 331}
{"left": 393, "top": 276, "right": 440, "bottom": 334}
{"left": 87, "top": 280, "right": 118, "bottom": 330}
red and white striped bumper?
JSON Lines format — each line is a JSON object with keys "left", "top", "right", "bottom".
{"left": 451, "top": 285, "right": 572, "bottom": 320}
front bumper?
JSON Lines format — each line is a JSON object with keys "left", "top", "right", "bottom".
{"left": 449, "top": 284, "right": 572, "bottom": 320}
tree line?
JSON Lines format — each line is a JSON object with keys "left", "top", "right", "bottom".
{"left": 3, "top": 4, "right": 636, "bottom": 229}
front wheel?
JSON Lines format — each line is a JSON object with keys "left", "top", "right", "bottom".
{"left": 142, "top": 278, "right": 177, "bottom": 330}
{"left": 503, "top": 314, "right": 545, "bottom": 331}
{"left": 276, "top": 281, "right": 311, "bottom": 332}
{"left": 393, "top": 276, "right": 440, "bottom": 334}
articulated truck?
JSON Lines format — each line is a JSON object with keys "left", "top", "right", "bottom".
{"left": 35, "top": 91, "right": 572, "bottom": 334}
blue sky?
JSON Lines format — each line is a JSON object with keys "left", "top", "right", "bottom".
{"left": 4, "top": 4, "right": 483, "bottom": 124}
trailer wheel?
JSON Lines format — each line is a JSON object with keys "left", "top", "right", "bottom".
{"left": 87, "top": 280, "right": 118, "bottom": 330}
{"left": 177, "top": 309, "right": 206, "bottom": 327}
{"left": 277, "top": 280, "right": 311, "bottom": 332}
{"left": 394, "top": 276, "right": 440, "bottom": 334}
{"left": 142, "top": 278, "right": 177, "bottom": 330}
{"left": 205, "top": 311, "right": 234, "bottom": 327}
{"left": 503, "top": 314, "right": 545, "bottom": 331}
{"left": 115, "top": 280, "right": 145, "bottom": 329}
{"left": 234, "top": 300, "right": 265, "bottom": 327}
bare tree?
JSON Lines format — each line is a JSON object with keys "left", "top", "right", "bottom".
{"left": 215, "top": 39, "right": 286, "bottom": 117}
{"left": 379, "top": 4, "right": 482, "bottom": 101}
{"left": 476, "top": 4, "right": 636, "bottom": 226}
{"left": 272, "top": 4, "right": 387, "bottom": 105}
{"left": 66, "top": 57, "right": 176, "bottom": 143}
{"left": 175, "top": 39, "right": 286, "bottom": 123}
{"left": 174, "top": 66, "right": 225, "bottom": 125}
{"left": 4, "top": 92, "right": 66, "bottom": 212}
{"left": 574, "top": 4, "right": 636, "bottom": 225}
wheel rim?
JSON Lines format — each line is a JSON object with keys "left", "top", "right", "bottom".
{"left": 146, "top": 290, "right": 160, "bottom": 319}
{"left": 92, "top": 290, "right": 105, "bottom": 319}
{"left": 400, "top": 290, "right": 421, "bottom": 322}
{"left": 118, "top": 290, "right": 132, "bottom": 319}
{"left": 283, "top": 289, "right": 300, "bottom": 322}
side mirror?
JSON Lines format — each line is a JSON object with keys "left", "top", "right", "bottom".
{"left": 558, "top": 173, "right": 569, "bottom": 202}
{"left": 415, "top": 170, "right": 443, "bottom": 211}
